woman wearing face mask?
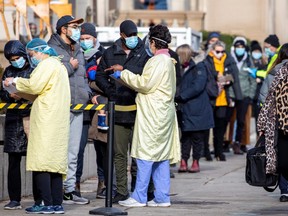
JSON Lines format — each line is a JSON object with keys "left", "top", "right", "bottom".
{"left": 4, "top": 38, "right": 71, "bottom": 214}
{"left": 203, "top": 41, "right": 242, "bottom": 161}
{"left": 227, "top": 36, "right": 257, "bottom": 154}
{"left": 0, "top": 40, "right": 33, "bottom": 210}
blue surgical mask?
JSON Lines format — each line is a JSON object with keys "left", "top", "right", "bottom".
{"left": 70, "top": 28, "right": 81, "bottom": 42}
{"left": 125, "top": 36, "right": 138, "bottom": 49}
{"left": 235, "top": 47, "right": 245, "bottom": 56}
{"left": 11, "top": 57, "right": 26, "bottom": 68}
{"left": 252, "top": 52, "right": 262, "bottom": 60}
{"left": 80, "top": 39, "right": 94, "bottom": 50}
{"left": 31, "top": 56, "right": 41, "bottom": 67}
{"left": 265, "top": 48, "right": 275, "bottom": 57}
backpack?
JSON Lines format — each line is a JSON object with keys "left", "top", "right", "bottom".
{"left": 202, "top": 61, "right": 219, "bottom": 99}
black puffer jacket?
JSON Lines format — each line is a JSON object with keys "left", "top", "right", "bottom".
{"left": 0, "top": 40, "right": 33, "bottom": 153}
{"left": 96, "top": 38, "right": 149, "bottom": 124}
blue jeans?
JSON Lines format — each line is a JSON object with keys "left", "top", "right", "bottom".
{"left": 76, "top": 122, "right": 90, "bottom": 183}
{"left": 279, "top": 175, "right": 288, "bottom": 194}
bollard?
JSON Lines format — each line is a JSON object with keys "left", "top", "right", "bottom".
{"left": 89, "top": 101, "right": 127, "bottom": 215}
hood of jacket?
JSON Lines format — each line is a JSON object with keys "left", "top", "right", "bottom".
{"left": 4, "top": 40, "right": 27, "bottom": 60}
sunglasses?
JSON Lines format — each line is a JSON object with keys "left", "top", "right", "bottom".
{"left": 215, "top": 50, "right": 225, "bottom": 54}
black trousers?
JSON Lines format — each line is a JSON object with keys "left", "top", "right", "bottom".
{"left": 226, "top": 97, "right": 250, "bottom": 143}
{"left": 277, "top": 130, "right": 288, "bottom": 180}
{"left": 181, "top": 130, "right": 206, "bottom": 161}
{"left": 213, "top": 106, "right": 227, "bottom": 157}
{"left": 8, "top": 153, "right": 24, "bottom": 202}
{"left": 32, "top": 172, "right": 63, "bottom": 206}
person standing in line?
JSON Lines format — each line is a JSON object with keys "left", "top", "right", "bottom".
{"left": 4, "top": 38, "right": 70, "bottom": 214}
{"left": 228, "top": 36, "right": 257, "bottom": 154}
{"left": 175, "top": 44, "right": 214, "bottom": 173}
{"left": 75, "top": 22, "right": 107, "bottom": 198}
{"left": 1, "top": 40, "right": 33, "bottom": 210}
{"left": 194, "top": 31, "right": 221, "bottom": 161}
{"left": 96, "top": 20, "right": 151, "bottom": 203}
{"left": 48, "top": 15, "right": 90, "bottom": 205}
{"left": 203, "top": 41, "right": 242, "bottom": 161}
{"left": 257, "top": 58, "right": 288, "bottom": 204}
{"left": 258, "top": 43, "right": 288, "bottom": 203}
{"left": 249, "top": 41, "right": 266, "bottom": 136}
{"left": 108, "top": 24, "right": 180, "bottom": 207}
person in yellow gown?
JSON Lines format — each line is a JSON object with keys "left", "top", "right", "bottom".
{"left": 4, "top": 38, "right": 70, "bottom": 214}
{"left": 106, "top": 24, "right": 180, "bottom": 207}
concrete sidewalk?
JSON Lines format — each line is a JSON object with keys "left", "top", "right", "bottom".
{"left": 1, "top": 149, "right": 288, "bottom": 216}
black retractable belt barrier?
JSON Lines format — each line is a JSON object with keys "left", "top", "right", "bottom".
{"left": 89, "top": 101, "right": 127, "bottom": 215}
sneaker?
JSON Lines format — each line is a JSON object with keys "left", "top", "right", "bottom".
{"left": 4, "top": 201, "right": 22, "bottom": 210}
{"left": 41, "top": 206, "right": 55, "bottom": 214}
{"left": 96, "top": 188, "right": 106, "bottom": 199}
{"left": 25, "top": 204, "right": 44, "bottom": 214}
{"left": 112, "top": 192, "right": 129, "bottom": 203}
{"left": 118, "top": 197, "right": 146, "bottom": 207}
{"left": 54, "top": 205, "right": 65, "bottom": 214}
{"left": 147, "top": 200, "right": 171, "bottom": 207}
{"left": 280, "top": 195, "right": 288, "bottom": 202}
{"left": 63, "top": 191, "right": 90, "bottom": 205}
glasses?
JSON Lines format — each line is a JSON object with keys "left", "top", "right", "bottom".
{"left": 215, "top": 50, "right": 225, "bottom": 54}
{"left": 67, "top": 25, "right": 81, "bottom": 30}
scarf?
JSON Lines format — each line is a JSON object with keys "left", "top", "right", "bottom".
{"left": 257, "top": 63, "right": 288, "bottom": 174}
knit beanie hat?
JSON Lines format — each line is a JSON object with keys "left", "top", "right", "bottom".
{"left": 264, "top": 34, "right": 280, "bottom": 48}
{"left": 207, "top": 32, "right": 220, "bottom": 42}
{"left": 250, "top": 40, "right": 262, "bottom": 52}
{"left": 81, "top": 23, "right": 97, "bottom": 38}
{"left": 233, "top": 36, "right": 247, "bottom": 47}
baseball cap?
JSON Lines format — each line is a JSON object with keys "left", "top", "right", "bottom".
{"left": 120, "top": 20, "right": 138, "bottom": 36}
{"left": 56, "top": 15, "right": 84, "bottom": 31}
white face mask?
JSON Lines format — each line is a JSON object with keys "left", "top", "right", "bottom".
{"left": 213, "top": 50, "right": 224, "bottom": 59}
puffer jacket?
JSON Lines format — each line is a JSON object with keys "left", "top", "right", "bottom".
{"left": 0, "top": 40, "right": 33, "bottom": 153}
{"left": 48, "top": 34, "right": 90, "bottom": 111}
{"left": 96, "top": 38, "right": 149, "bottom": 124}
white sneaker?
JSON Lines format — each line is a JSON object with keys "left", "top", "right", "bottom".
{"left": 147, "top": 200, "right": 171, "bottom": 207}
{"left": 118, "top": 197, "right": 146, "bottom": 207}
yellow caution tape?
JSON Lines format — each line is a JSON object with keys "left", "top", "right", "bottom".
{"left": 0, "top": 103, "right": 137, "bottom": 112}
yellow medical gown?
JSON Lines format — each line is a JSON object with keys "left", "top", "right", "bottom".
{"left": 16, "top": 57, "right": 71, "bottom": 174}
{"left": 121, "top": 54, "right": 180, "bottom": 164}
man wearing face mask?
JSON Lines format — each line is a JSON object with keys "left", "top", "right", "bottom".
{"left": 96, "top": 19, "right": 150, "bottom": 203}
{"left": 228, "top": 36, "right": 257, "bottom": 154}
{"left": 48, "top": 15, "right": 90, "bottom": 205}
{"left": 256, "top": 34, "right": 281, "bottom": 79}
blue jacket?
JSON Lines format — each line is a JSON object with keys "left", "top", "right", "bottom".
{"left": 176, "top": 60, "right": 214, "bottom": 132}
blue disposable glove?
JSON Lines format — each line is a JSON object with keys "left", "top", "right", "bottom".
{"left": 244, "top": 67, "right": 257, "bottom": 79}
{"left": 110, "top": 70, "right": 121, "bottom": 79}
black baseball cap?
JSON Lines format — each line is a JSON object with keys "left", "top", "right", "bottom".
{"left": 120, "top": 20, "right": 138, "bottom": 36}
{"left": 56, "top": 15, "right": 84, "bottom": 31}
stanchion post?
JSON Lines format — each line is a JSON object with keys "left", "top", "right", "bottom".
{"left": 89, "top": 101, "right": 127, "bottom": 215}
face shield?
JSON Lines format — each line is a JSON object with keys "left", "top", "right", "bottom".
{"left": 144, "top": 34, "right": 153, "bottom": 57}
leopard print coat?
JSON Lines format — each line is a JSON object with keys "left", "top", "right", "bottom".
{"left": 257, "top": 63, "right": 288, "bottom": 174}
